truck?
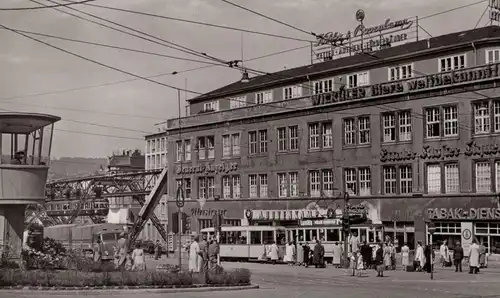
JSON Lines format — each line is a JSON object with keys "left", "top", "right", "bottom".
{"left": 43, "top": 223, "right": 128, "bottom": 261}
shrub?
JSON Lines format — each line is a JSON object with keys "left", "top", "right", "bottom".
{"left": 0, "top": 267, "right": 251, "bottom": 288}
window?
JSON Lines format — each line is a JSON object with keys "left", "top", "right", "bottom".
{"left": 222, "top": 135, "right": 231, "bottom": 157}
{"left": 255, "top": 91, "right": 273, "bottom": 104}
{"left": 249, "top": 132, "right": 257, "bottom": 154}
{"left": 322, "top": 169, "right": 334, "bottom": 196}
{"left": 383, "top": 166, "right": 397, "bottom": 194}
{"left": 473, "top": 100, "right": 500, "bottom": 134}
{"left": 400, "top": 165, "right": 413, "bottom": 194}
{"left": 289, "top": 172, "right": 298, "bottom": 197}
{"left": 259, "top": 174, "right": 268, "bottom": 198}
{"left": 427, "top": 164, "right": 442, "bottom": 194}
{"left": 203, "top": 101, "right": 219, "bottom": 112}
{"left": 347, "top": 72, "right": 369, "bottom": 88}
{"left": 388, "top": 64, "right": 413, "bottom": 81}
{"left": 344, "top": 168, "right": 357, "bottom": 195}
{"left": 232, "top": 133, "right": 240, "bottom": 156}
{"left": 358, "top": 117, "right": 370, "bottom": 144}
{"left": 445, "top": 164, "right": 459, "bottom": 193}
{"left": 160, "top": 138, "right": 166, "bottom": 152}
{"left": 229, "top": 96, "right": 247, "bottom": 109}
{"left": 283, "top": 85, "right": 302, "bottom": 100}
{"left": 197, "top": 137, "right": 206, "bottom": 160}
{"left": 313, "top": 78, "right": 334, "bottom": 94}
{"left": 486, "top": 49, "right": 500, "bottom": 64}
{"left": 176, "top": 178, "right": 191, "bottom": 199}
{"left": 207, "top": 177, "right": 215, "bottom": 199}
{"left": 184, "top": 140, "right": 191, "bottom": 161}
{"left": 496, "top": 161, "right": 500, "bottom": 192}
{"left": 146, "top": 140, "right": 151, "bottom": 154}
{"left": 259, "top": 130, "right": 268, "bottom": 153}
{"left": 309, "top": 170, "right": 321, "bottom": 197}
{"left": 199, "top": 177, "right": 207, "bottom": 199}
{"left": 322, "top": 123, "right": 333, "bottom": 148}
{"left": 476, "top": 162, "right": 491, "bottom": 193}
{"left": 289, "top": 126, "right": 299, "bottom": 151}
{"left": 222, "top": 133, "right": 240, "bottom": 157}
{"left": 425, "top": 105, "right": 458, "bottom": 138}
{"left": 207, "top": 136, "right": 215, "bottom": 159}
{"left": 343, "top": 118, "right": 355, "bottom": 145}
{"left": 249, "top": 174, "right": 258, "bottom": 198}
{"left": 438, "top": 54, "right": 466, "bottom": 72}
{"left": 359, "top": 168, "right": 371, "bottom": 196}
{"left": 278, "top": 173, "right": 288, "bottom": 197}
{"left": 176, "top": 141, "right": 183, "bottom": 162}
{"left": 382, "top": 111, "right": 412, "bottom": 142}
{"left": 222, "top": 175, "right": 240, "bottom": 199}
{"left": 277, "top": 127, "right": 287, "bottom": 152}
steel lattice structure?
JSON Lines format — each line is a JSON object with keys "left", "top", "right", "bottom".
{"left": 27, "top": 169, "right": 169, "bottom": 242}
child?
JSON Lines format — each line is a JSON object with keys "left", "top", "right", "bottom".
{"left": 356, "top": 252, "right": 365, "bottom": 277}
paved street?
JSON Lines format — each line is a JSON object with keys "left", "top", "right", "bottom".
{"left": 4, "top": 257, "right": 500, "bottom": 298}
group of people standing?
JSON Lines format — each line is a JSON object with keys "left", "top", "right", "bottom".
{"left": 188, "top": 234, "right": 220, "bottom": 273}
{"left": 437, "top": 239, "right": 487, "bottom": 274}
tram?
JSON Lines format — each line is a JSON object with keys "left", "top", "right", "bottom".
{"left": 45, "top": 199, "right": 109, "bottom": 217}
{"left": 285, "top": 220, "right": 385, "bottom": 263}
{"left": 200, "top": 225, "right": 287, "bottom": 261}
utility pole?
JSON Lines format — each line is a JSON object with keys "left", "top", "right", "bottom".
{"left": 176, "top": 89, "right": 185, "bottom": 269}
{"left": 342, "top": 192, "right": 350, "bottom": 269}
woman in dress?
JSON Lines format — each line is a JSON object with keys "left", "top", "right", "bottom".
{"left": 296, "top": 242, "right": 304, "bottom": 266}
{"left": 189, "top": 236, "right": 200, "bottom": 273}
{"left": 383, "top": 243, "right": 391, "bottom": 270}
{"left": 401, "top": 242, "right": 410, "bottom": 271}
{"left": 440, "top": 240, "right": 450, "bottom": 267}
{"left": 131, "top": 243, "right": 146, "bottom": 271}
{"left": 415, "top": 241, "right": 425, "bottom": 272}
{"left": 332, "top": 242, "right": 342, "bottom": 268}
{"left": 270, "top": 241, "right": 279, "bottom": 265}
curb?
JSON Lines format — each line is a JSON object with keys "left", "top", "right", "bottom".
{"left": 0, "top": 284, "right": 259, "bottom": 295}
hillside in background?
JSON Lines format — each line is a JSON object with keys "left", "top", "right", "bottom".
{"left": 48, "top": 157, "right": 108, "bottom": 180}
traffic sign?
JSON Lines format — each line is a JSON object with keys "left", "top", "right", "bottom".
{"left": 176, "top": 186, "right": 185, "bottom": 208}
{"left": 428, "top": 222, "right": 436, "bottom": 235}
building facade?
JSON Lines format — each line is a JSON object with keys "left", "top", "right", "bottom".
{"left": 141, "top": 125, "right": 169, "bottom": 242}
{"left": 165, "top": 25, "right": 500, "bottom": 254}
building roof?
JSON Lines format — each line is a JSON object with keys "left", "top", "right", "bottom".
{"left": 189, "top": 25, "right": 500, "bottom": 103}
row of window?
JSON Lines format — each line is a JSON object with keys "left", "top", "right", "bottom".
{"left": 146, "top": 137, "right": 167, "bottom": 154}
{"left": 201, "top": 51, "right": 500, "bottom": 112}
{"left": 176, "top": 100, "right": 500, "bottom": 163}
{"left": 146, "top": 153, "right": 167, "bottom": 170}
{"left": 175, "top": 160, "right": 500, "bottom": 199}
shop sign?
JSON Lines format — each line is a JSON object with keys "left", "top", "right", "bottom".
{"left": 299, "top": 218, "right": 341, "bottom": 227}
{"left": 427, "top": 208, "right": 500, "bottom": 220}
{"left": 312, "top": 64, "right": 500, "bottom": 107}
{"left": 175, "top": 162, "right": 238, "bottom": 176}
{"left": 348, "top": 204, "right": 367, "bottom": 216}
{"left": 313, "top": 10, "right": 414, "bottom": 61}
{"left": 191, "top": 208, "right": 227, "bottom": 217}
{"left": 247, "top": 208, "right": 333, "bottom": 221}
{"left": 380, "top": 144, "right": 460, "bottom": 162}
{"left": 464, "top": 141, "right": 500, "bottom": 158}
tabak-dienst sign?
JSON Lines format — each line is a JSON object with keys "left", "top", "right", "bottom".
{"left": 312, "top": 63, "right": 500, "bottom": 107}
{"left": 427, "top": 208, "right": 500, "bottom": 220}
{"left": 313, "top": 11, "right": 415, "bottom": 62}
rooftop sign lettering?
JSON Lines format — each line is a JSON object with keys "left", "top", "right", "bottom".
{"left": 312, "top": 64, "right": 500, "bottom": 107}
{"left": 313, "top": 10, "right": 416, "bottom": 62}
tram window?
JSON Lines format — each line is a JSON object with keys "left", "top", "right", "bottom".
{"left": 220, "top": 232, "right": 228, "bottom": 244}
{"left": 305, "top": 230, "right": 311, "bottom": 241}
{"left": 250, "top": 231, "right": 262, "bottom": 244}
{"left": 224, "top": 231, "right": 243, "bottom": 244}
{"left": 276, "top": 230, "right": 286, "bottom": 245}
{"left": 263, "top": 230, "right": 274, "bottom": 244}
{"left": 311, "top": 229, "right": 318, "bottom": 241}
{"left": 297, "top": 229, "right": 304, "bottom": 242}
{"left": 359, "top": 229, "right": 368, "bottom": 243}
{"left": 290, "top": 230, "right": 297, "bottom": 242}
{"left": 326, "top": 229, "right": 340, "bottom": 242}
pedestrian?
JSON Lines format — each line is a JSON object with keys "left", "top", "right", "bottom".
{"left": 302, "top": 242, "right": 310, "bottom": 268}
{"left": 198, "top": 235, "right": 209, "bottom": 273}
{"left": 116, "top": 232, "right": 129, "bottom": 270}
{"left": 479, "top": 242, "right": 487, "bottom": 269}
{"left": 360, "top": 242, "right": 372, "bottom": 270}
{"left": 94, "top": 238, "right": 102, "bottom": 263}
{"left": 296, "top": 241, "right": 304, "bottom": 266}
{"left": 468, "top": 239, "right": 480, "bottom": 274}
{"left": 424, "top": 244, "right": 434, "bottom": 273}
{"left": 453, "top": 241, "right": 464, "bottom": 272}
{"left": 208, "top": 237, "right": 220, "bottom": 270}
{"left": 270, "top": 241, "right": 279, "bottom": 265}
{"left": 131, "top": 243, "right": 146, "bottom": 271}
{"left": 401, "top": 242, "right": 410, "bottom": 271}
{"left": 375, "top": 243, "right": 384, "bottom": 277}
{"left": 355, "top": 251, "right": 365, "bottom": 277}
{"left": 154, "top": 240, "right": 161, "bottom": 260}
{"left": 188, "top": 236, "right": 200, "bottom": 273}
{"left": 389, "top": 242, "right": 396, "bottom": 270}
{"left": 292, "top": 240, "right": 297, "bottom": 265}
{"left": 415, "top": 241, "right": 425, "bottom": 272}
{"left": 440, "top": 240, "right": 450, "bottom": 267}
{"left": 332, "top": 242, "right": 342, "bottom": 268}
{"left": 383, "top": 243, "right": 391, "bottom": 270}
{"left": 313, "top": 240, "right": 325, "bottom": 268}
{"left": 284, "top": 241, "right": 293, "bottom": 265}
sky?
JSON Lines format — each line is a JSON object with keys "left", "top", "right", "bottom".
{"left": 0, "top": 0, "right": 489, "bottom": 157}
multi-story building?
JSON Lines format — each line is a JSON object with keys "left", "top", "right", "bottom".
{"left": 141, "top": 124, "right": 168, "bottom": 242}
{"left": 164, "top": 24, "right": 500, "bottom": 254}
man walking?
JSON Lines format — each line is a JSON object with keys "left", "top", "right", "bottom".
{"left": 453, "top": 241, "right": 464, "bottom": 272}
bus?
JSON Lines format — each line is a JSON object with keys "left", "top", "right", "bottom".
{"left": 200, "top": 225, "right": 287, "bottom": 262}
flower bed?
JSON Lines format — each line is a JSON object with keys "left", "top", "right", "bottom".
{"left": 0, "top": 268, "right": 252, "bottom": 288}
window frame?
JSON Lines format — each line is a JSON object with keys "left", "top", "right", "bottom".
{"left": 346, "top": 71, "right": 370, "bottom": 88}
{"left": 486, "top": 48, "right": 500, "bottom": 64}
{"left": 308, "top": 122, "right": 333, "bottom": 150}
{"left": 381, "top": 164, "right": 414, "bottom": 195}
{"left": 387, "top": 63, "right": 414, "bottom": 81}
{"left": 472, "top": 99, "right": 500, "bottom": 135}
{"left": 343, "top": 116, "right": 371, "bottom": 146}
{"left": 423, "top": 104, "right": 459, "bottom": 139}
{"left": 255, "top": 90, "right": 273, "bottom": 104}
{"left": 438, "top": 53, "right": 466, "bottom": 73}
{"left": 474, "top": 160, "right": 493, "bottom": 193}
{"left": 283, "top": 85, "right": 303, "bottom": 100}
{"left": 203, "top": 101, "right": 219, "bottom": 112}
{"left": 381, "top": 110, "right": 413, "bottom": 143}
{"left": 313, "top": 78, "right": 334, "bottom": 95}
{"left": 229, "top": 96, "right": 247, "bottom": 109}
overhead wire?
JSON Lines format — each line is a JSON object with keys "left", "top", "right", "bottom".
{"left": 474, "top": 5, "right": 489, "bottom": 29}
{"left": 60, "top": 0, "right": 314, "bottom": 43}
{"left": 0, "top": 0, "right": 94, "bottom": 10}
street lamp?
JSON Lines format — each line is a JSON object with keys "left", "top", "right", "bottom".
{"left": 428, "top": 222, "right": 436, "bottom": 280}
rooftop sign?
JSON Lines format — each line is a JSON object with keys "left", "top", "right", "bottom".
{"left": 312, "top": 10, "right": 417, "bottom": 63}
{"left": 311, "top": 64, "right": 500, "bottom": 107}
